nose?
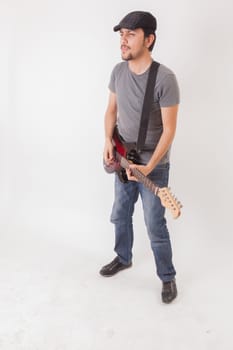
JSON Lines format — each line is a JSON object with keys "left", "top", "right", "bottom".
{"left": 120, "top": 32, "right": 128, "bottom": 45}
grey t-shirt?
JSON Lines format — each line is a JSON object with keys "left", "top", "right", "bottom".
{"left": 108, "top": 61, "right": 180, "bottom": 164}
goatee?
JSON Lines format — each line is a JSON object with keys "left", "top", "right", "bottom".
{"left": 121, "top": 54, "right": 133, "bottom": 61}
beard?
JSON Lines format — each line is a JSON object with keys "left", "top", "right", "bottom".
{"left": 121, "top": 45, "right": 145, "bottom": 61}
{"left": 121, "top": 45, "right": 134, "bottom": 61}
{"left": 121, "top": 53, "right": 133, "bottom": 61}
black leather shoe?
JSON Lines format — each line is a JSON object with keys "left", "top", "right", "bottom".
{"left": 162, "top": 279, "right": 177, "bottom": 303}
{"left": 99, "top": 256, "right": 132, "bottom": 277}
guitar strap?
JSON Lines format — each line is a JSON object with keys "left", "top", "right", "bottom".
{"left": 136, "top": 61, "right": 160, "bottom": 153}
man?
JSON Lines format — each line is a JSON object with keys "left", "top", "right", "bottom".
{"left": 100, "top": 11, "right": 180, "bottom": 303}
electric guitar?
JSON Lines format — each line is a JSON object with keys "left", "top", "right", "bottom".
{"left": 104, "top": 127, "right": 182, "bottom": 219}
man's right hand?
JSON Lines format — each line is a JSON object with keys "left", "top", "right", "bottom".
{"left": 103, "top": 139, "right": 115, "bottom": 165}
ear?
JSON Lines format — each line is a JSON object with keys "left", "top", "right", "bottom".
{"left": 146, "top": 34, "right": 155, "bottom": 49}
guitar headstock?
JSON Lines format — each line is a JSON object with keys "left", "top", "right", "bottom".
{"left": 157, "top": 187, "right": 182, "bottom": 219}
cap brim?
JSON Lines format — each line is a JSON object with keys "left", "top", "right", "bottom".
{"left": 113, "top": 24, "right": 137, "bottom": 32}
{"left": 113, "top": 25, "right": 121, "bottom": 32}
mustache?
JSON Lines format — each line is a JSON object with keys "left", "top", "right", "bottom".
{"left": 121, "top": 45, "right": 130, "bottom": 50}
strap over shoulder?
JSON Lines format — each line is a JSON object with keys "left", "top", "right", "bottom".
{"left": 136, "top": 61, "right": 160, "bottom": 153}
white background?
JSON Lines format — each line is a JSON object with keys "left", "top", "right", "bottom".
{"left": 0, "top": 0, "right": 233, "bottom": 349}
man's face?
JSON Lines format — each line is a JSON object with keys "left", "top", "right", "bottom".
{"left": 119, "top": 28, "right": 148, "bottom": 61}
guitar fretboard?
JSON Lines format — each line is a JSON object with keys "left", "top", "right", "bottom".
{"left": 117, "top": 153, "right": 159, "bottom": 195}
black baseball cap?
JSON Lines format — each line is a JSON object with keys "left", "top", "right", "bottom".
{"left": 113, "top": 11, "right": 157, "bottom": 32}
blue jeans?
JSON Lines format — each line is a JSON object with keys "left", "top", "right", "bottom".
{"left": 110, "top": 162, "right": 176, "bottom": 282}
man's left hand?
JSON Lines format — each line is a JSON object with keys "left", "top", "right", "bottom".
{"left": 126, "top": 164, "right": 152, "bottom": 181}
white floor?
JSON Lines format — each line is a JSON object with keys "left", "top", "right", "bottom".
{"left": 0, "top": 207, "right": 232, "bottom": 350}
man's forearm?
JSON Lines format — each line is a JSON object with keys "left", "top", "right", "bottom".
{"left": 146, "top": 104, "right": 178, "bottom": 172}
{"left": 147, "top": 129, "right": 176, "bottom": 172}
{"left": 105, "top": 112, "right": 116, "bottom": 141}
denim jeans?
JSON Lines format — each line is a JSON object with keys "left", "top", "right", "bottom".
{"left": 110, "top": 162, "right": 176, "bottom": 282}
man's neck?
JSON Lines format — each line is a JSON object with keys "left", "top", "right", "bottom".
{"left": 128, "top": 55, "right": 153, "bottom": 75}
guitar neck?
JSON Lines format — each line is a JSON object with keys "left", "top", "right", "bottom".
{"left": 114, "top": 151, "right": 182, "bottom": 219}
{"left": 116, "top": 152, "right": 159, "bottom": 195}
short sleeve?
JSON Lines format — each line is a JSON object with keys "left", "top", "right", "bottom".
{"left": 157, "top": 74, "right": 180, "bottom": 108}
{"left": 108, "top": 67, "right": 116, "bottom": 93}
